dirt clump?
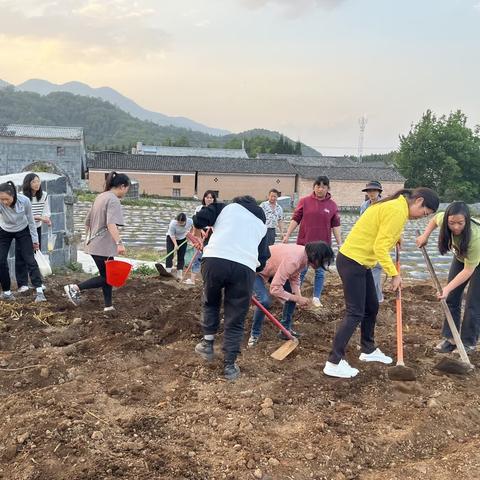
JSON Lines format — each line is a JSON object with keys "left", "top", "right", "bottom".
{"left": 1, "top": 274, "right": 480, "bottom": 479}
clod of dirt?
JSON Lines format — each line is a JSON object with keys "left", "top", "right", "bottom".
{"left": 434, "top": 357, "right": 474, "bottom": 375}
{"left": 388, "top": 365, "right": 416, "bottom": 381}
{"left": 261, "top": 407, "right": 275, "bottom": 420}
{"left": 254, "top": 468, "right": 263, "bottom": 479}
{"left": 427, "top": 398, "right": 441, "bottom": 408}
{"left": 261, "top": 397, "right": 274, "bottom": 408}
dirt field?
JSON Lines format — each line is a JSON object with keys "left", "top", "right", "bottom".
{"left": 1, "top": 273, "right": 480, "bottom": 480}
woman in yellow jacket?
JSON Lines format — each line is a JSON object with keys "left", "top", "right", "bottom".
{"left": 324, "top": 187, "right": 440, "bottom": 378}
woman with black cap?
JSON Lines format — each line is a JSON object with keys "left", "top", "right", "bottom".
{"left": 360, "top": 181, "right": 384, "bottom": 302}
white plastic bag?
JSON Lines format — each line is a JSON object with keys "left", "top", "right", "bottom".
{"left": 34, "top": 250, "right": 52, "bottom": 277}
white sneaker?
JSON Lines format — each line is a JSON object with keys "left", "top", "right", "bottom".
{"left": 17, "top": 286, "right": 30, "bottom": 294}
{"left": 176, "top": 270, "right": 183, "bottom": 280}
{"left": 104, "top": 306, "right": 115, "bottom": 312}
{"left": 323, "top": 359, "right": 359, "bottom": 378}
{"left": 184, "top": 278, "right": 195, "bottom": 285}
{"left": 312, "top": 297, "right": 323, "bottom": 307}
{"left": 165, "top": 267, "right": 172, "bottom": 273}
{"left": 359, "top": 348, "right": 393, "bottom": 364}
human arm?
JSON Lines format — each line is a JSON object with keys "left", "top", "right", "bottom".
{"left": 332, "top": 226, "right": 342, "bottom": 247}
{"left": 107, "top": 224, "right": 125, "bottom": 255}
{"left": 24, "top": 199, "right": 39, "bottom": 249}
{"left": 439, "top": 265, "right": 475, "bottom": 299}
{"left": 41, "top": 195, "right": 52, "bottom": 226}
{"left": 416, "top": 216, "right": 439, "bottom": 248}
{"left": 283, "top": 220, "right": 298, "bottom": 243}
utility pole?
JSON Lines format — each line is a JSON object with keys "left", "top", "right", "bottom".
{"left": 358, "top": 114, "right": 367, "bottom": 163}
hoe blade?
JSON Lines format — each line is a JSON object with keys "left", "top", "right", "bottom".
{"left": 271, "top": 338, "right": 299, "bottom": 361}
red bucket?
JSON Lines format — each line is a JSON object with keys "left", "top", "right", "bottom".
{"left": 105, "top": 260, "right": 132, "bottom": 287}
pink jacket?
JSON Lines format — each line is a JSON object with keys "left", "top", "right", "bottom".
{"left": 259, "top": 244, "right": 308, "bottom": 302}
{"left": 292, "top": 192, "right": 340, "bottom": 245}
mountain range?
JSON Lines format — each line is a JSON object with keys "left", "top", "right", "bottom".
{"left": 1, "top": 78, "right": 229, "bottom": 136}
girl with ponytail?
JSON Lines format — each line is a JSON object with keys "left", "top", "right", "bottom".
{"left": 64, "top": 171, "right": 130, "bottom": 311}
{"left": 417, "top": 201, "right": 480, "bottom": 354}
{"left": 0, "top": 180, "right": 46, "bottom": 302}
{"left": 324, "top": 186, "right": 440, "bottom": 379}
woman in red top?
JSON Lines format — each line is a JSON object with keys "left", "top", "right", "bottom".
{"left": 283, "top": 176, "right": 342, "bottom": 307}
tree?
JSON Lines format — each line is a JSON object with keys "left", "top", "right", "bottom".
{"left": 396, "top": 110, "right": 480, "bottom": 202}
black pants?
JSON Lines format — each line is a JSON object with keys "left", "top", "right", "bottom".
{"left": 201, "top": 257, "right": 256, "bottom": 364}
{"left": 266, "top": 228, "right": 276, "bottom": 246}
{"left": 15, "top": 226, "right": 42, "bottom": 288}
{"left": 328, "top": 252, "right": 378, "bottom": 364}
{"left": 165, "top": 236, "right": 187, "bottom": 270}
{"left": 0, "top": 227, "right": 42, "bottom": 291}
{"left": 442, "top": 257, "right": 480, "bottom": 347}
{"left": 78, "top": 255, "right": 113, "bottom": 307}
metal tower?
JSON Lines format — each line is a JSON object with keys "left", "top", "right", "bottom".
{"left": 358, "top": 114, "right": 368, "bottom": 163}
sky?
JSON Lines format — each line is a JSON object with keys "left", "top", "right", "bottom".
{"left": 0, "top": 0, "right": 479, "bottom": 156}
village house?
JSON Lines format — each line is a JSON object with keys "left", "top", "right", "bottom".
{"left": 87, "top": 152, "right": 296, "bottom": 200}
{"left": 0, "top": 124, "right": 87, "bottom": 188}
{"left": 87, "top": 151, "right": 404, "bottom": 207}
{"left": 258, "top": 154, "right": 405, "bottom": 206}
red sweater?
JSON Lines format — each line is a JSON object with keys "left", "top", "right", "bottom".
{"left": 292, "top": 192, "right": 340, "bottom": 245}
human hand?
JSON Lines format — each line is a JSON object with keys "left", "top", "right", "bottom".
{"left": 282, "top": 234, "right": 289, "bottom": 244}
{"left": 117, "top": 244, "right": 126, "bottom": 255}
{"left": 415, "top": 234, "right": 428, "bottom": 248}
{"left": 391, "top": 275, "right": 402, "bottom": 291}
{"left": 33, "top": 242, "right": 40, "bottom": 251}
{"left": 437, "top": 287, "right": 449, "bottom": 300}
{"left": 44, "top": 217, "right": 52, "bottom": 226}
{"left": 295, "top": 295, "right": 310, "bottom": 307}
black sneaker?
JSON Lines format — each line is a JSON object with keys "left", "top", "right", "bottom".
{"left": 464, "top": 345, "right": 476, "bottom": 355}
{"left": 435, "top": 339, "right": 456, "bottom": 353}
{"left": 224, "top": 363, "right": 240, "bottom": 381}
{"left": 195, "top": 339, "right": 214, "bottom": 361}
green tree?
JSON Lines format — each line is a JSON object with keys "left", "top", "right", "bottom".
{"left": 396, "top": 110, "right": 480, "bottom": 202}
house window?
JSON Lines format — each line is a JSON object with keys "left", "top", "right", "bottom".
{"left": 173, "top": 175, "right": 181, "bottom": 183}
{"left": 57, "top": 146, "right": 65, "bottom": 156}
{"left": 172, "top": 188, "right": 181, "bottom": 197}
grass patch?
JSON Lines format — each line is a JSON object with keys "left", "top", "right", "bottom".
{"left": 132, "top": 264, "right": 158, "bottom": 277}
{"left": 125, "top": 247, "right": 163, "bottom": 262}
{"left": 74, "top": 191, "right": 181, "bottom": 208}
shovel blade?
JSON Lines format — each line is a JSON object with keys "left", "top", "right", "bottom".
{"left": 270, "top": 338, "right": 299, "bottom": 361}
{"left": 155, "top": 263, "right": 174, "bottom": 278}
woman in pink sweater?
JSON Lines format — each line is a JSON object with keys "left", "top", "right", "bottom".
{"left": 248, "top": 241, "right": 334, "bottom": 346}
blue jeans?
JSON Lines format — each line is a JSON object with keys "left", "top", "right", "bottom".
{"left": 250, "top": 275, "right": 296, "bottom": 337}
{"left": 191, "top": 251, "right": 202, "bottom": 274}
{"left": 300, "top": 266, "right": 325, "bottom": 299}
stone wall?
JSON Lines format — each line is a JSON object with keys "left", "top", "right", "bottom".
{"left": 0, "top": 137, "right": 86, "bottom": 189}
{"left": 0, "top": 172, "right": 77, "bottom": 282}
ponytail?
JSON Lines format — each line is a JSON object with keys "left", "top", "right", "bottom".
{"left": 375, "top": 187, "right": 439, "bottom": 212}
{"left": 0, "top": 181, "right": 18, "bottom": 206}
{"left": 104, "top": 171, "right": 131, "bottom": 191}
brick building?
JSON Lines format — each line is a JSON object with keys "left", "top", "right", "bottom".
{"left": 0, "top": 124, "right": 87, "bottom": 188}
{"left": 87, "top": 152, "right": 404, "bottom": 206}
{"left": 88, "top": 153, "right": 296, "bottom": 201}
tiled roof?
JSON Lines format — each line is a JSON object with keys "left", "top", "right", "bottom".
{"left": 258, "top": 153, "right": 358, "bottom": 167}
{"left": 0, "top": 124, "right": 84, "bottom": 140}
{"left": 137, "top": 145, "right": 249, "bottom": 159}
{"left": 89, "top": 152, "right": 296, "bottom": 175}
{"left": 293, "top": 165, "right": 405, "bottom": 182}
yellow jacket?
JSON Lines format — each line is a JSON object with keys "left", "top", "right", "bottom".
{"left": 340, "top": 195, "right": 409, "bottom": 277}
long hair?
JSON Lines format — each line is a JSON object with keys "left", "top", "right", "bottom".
{"left": 438, "top": 201, "right": 473, "bottom": 256}
{"left": 0, "top": 181, "right": 18, "bottom": 206}
{"left": 305, "top": 241, "right": 335, "bottom": 271}
{"left": 22, "top": 173, "right": 42, "bottom": 201}
{"left": 375, "top": 187, "right": 439, "bottom": 212}
{"left": 202, "top": 190, "right": 218, "bottom": 206}
{"left": 104, "top": 171, "right": 131, "bottom": 191}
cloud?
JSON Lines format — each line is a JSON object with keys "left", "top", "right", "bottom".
{"left": 238, "top": 0, "right": 346, "bottom": 15}
{"left": 0, "top": 0, "right": 169, "bottom": 61}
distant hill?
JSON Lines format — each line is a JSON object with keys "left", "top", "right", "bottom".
{"left": 0, "top": 79, "right": 11, "bottom": 89}
{"left": 13, "top": 78, "right": 230, "bottom": 136}
{"left": 0, "top": 88, "right": 318, "bottom": 156}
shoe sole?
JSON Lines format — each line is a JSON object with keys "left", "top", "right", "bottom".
{"left": 359, "top": 357, "right": 393, "bottom": 364}
{"left": 225, "top": 372, "right": 240, "bottom": 381}
{"left": 323, "top": 368, "right": 358, "bottom": 378}
{"left": 194, "top": 345, "right": 214, "bottom": 361}
{"left": 64, "top": 286, "right": 79, "bottom": 306}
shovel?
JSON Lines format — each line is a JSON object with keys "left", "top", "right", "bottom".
{"left": 416, "top": 234, "right": 474, "bottom": 374}
{"left": 155, "top": 239, "right": 188, "bottom": 277}
{"left": 388, "top": 245, "right": 416, "bottom": 381}
{"left": 251, "top": 297, "right": 299, "bottom": 360}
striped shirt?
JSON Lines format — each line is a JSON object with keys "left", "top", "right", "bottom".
{"left": 29, "top": 192, "right": 51, "bottom": 228}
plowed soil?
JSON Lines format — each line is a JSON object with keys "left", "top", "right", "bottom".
{"left": 1, "top": 273, "right": 480, "bottom": 480}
